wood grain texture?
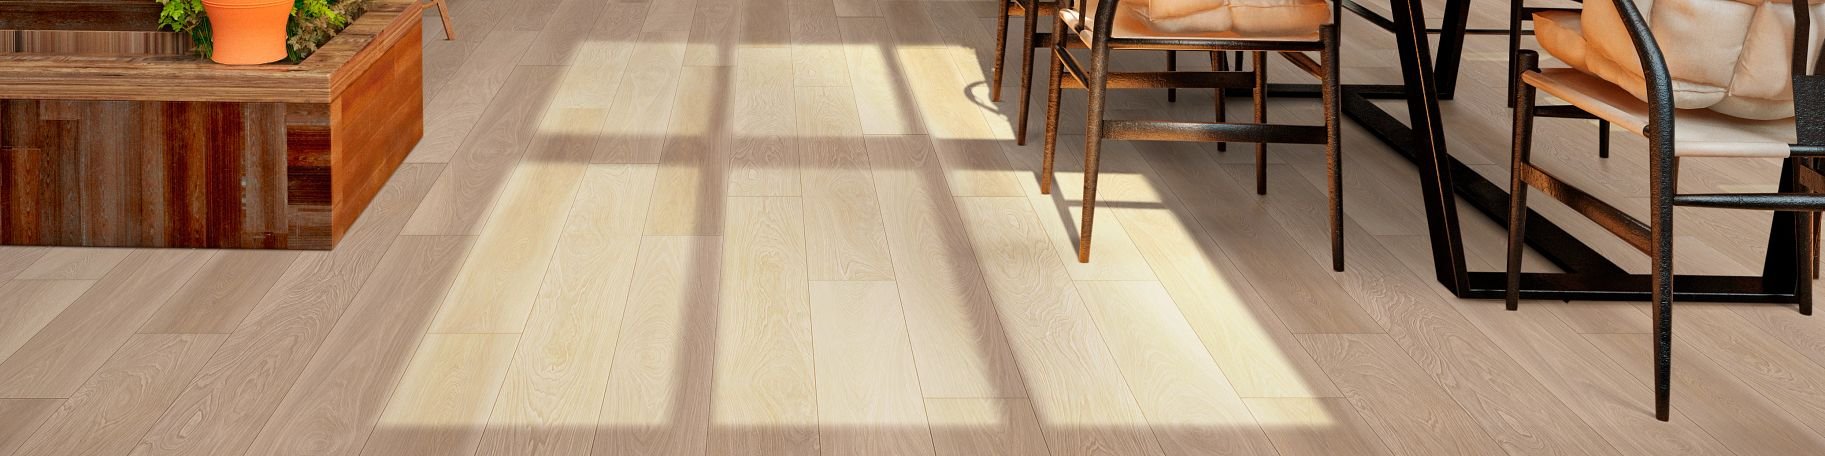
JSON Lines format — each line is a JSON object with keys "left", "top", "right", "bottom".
{"left": 140, "top": 250, "right": 301, "bottom": 333}
{"left": 403, "top": 65, "right": 561, "bottom": 236}
{"left": 797, "top": 86, "right": 894, "bottom": 281}
{"left": 408, "top": 30, "right": 537, "bottom": 164}
{"left": 727, "top": 47, "right": 800, "bottom": 197}
{"left": 0, "top": 398, "right": 60, "bottom": 456}
{"left": 431, "top": 108, "right": 603, "bottom": 333}
{"left": 1075, "top": 281, "right": 1278, "bottom": 456}
{"left": 1243, "top": 398, "right": 1392, "bottom": 456}
{"left": 810, "top": 281, "right": 936, "bottom": 456}
{"left": 1297, "top": 334, "right": 1507, "bottom": 456}
{"left": 865, "top": 135, "right": 1027, "bottom": 398}
{"left": 12, "top": 334, "right": 224, "bottom": 456}
{"left": 0, "top": 279, "right": 93, "bottom": 365}
{"left": 0, "top": 247, "right": 47, "bottom": 280}
{"left": 925, "top": 398, "right": 1049, "bottom": 456}
{"left": 591, "top": 30, "right": 689, "bottom": 164}
{"left": 360, "top": 334, "right": 521, "bottom": 456}
{"left": 708, "top": 197, "right": 819, "bottom": 456}
{"left": 0, "top": 9, "right": 421, "bottom": 250}
{"left": 644, "top": 65, "right": 729, "bottom": 236}
{"left": 0, "top": 250, "right": 211, "bottom": 398}
{"left": 242, "top": 235, "right": 473, "bottom": 456}
{"left": 12, "top": 247, "right": 127, "bottom": 280}
{"left": 471, "top": 165, "right": 653, "bottom": 456}
{"left": 594, "top": 235, "right": 721, "bottom": 456}
{"left": 954, "top": 197, "right": 1163, "bottom": 456}
{"left": 130, "top": 164, "right": 440, "bottom": 456}
{"left": 1586, "top": 333, "right": 1825, "bottom": 455}
{"left": 837, "top": 18, "right": 924, "bottom": 135}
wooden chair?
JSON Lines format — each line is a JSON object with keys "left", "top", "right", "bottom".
{"left": 1505, "top": 0, "right": 1823, "bottom": 421}
{"left": 1508, "top": 0, "right": 1613, "bottom": 158}
{"left": 995, "top": 0, "right": 1241, "bottom": 145}
{"left": 423, "top": 0, "right": 455, "bottom": 40}
{"left": 1041, "top": 0, "right": 1346, "bottom": 269}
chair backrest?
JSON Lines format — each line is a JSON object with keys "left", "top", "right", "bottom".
{"left": 1607, "top": 0, "right": 1821, "bottom": 146}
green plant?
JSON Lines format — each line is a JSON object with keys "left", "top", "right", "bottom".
{"left": 157, "top": 0, "right": 372, "bottom": 63}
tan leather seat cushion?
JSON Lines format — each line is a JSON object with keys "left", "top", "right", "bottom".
{"left": 1069, "top": 0, "right": 1330, "bottom": 41}
{"left": 1533, "top": 0, "right": 1825, "bottom": 120}
{"left": 1525, "top": 68, "right": 1796, "bottom": 157}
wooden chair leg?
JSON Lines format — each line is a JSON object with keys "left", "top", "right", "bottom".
{"left": 1323, "top": 25, "right": 1344, "bottom": 272}
{"left": 991, "top": 0, "right": 1012, "bottom": 102}
{"left": 1212, "top": 51, "right": 1228, "bottom": 152}
{"left": 1040, "top": 21, "right": 1067, "bottom": 195}
{"left": 1253, "top": 51, "right": 1268, "bottom": 195}
{"left": 1507, "top": 51, "right": 1541, "bottom": 311}
{"left": 1167, "top": 51, "right": 1178, "bottom": 102}
{"left": 1014, "top": 1, "right": 1041, "bottom": 145}
{"left": 426, "top": 0, "right": 456, "bottom": 40}
{"left": 1078, "top": 44, "right": 1113, "bottom": 263}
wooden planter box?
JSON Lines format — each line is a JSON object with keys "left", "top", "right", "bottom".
{"left": 0, "top": 1, "right": 424, "bottom": 249}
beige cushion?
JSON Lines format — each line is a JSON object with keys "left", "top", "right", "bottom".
{"left": 1534, "top": 0, "right": 1825, "bottom": 120}
{"left": 1064, "top": 0, "right": 1330, "bottom": 42}
{"left": 1525, "top": 68, "right": 1796, "bottom": 157}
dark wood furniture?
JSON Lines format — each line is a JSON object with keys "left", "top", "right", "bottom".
{"left": 0, "top": 1, "right": 425, "bottom": 250}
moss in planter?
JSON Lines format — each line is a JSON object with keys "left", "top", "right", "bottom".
{"left": 158, "top": 0, "right": 372, "bottom": 63}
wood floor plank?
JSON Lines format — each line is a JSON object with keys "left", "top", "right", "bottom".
{"left": 810, "top": 281, "right": 936, "bottom": 456}
{"left": 1661, "top": 303, "right": 1825, "bottom": 437}
{"left": 242, "top": 236, "right": 474, "bottom": 456}
{"left": 1453, "top": 300, "right": 1730, "bottom": 456}
{"left": 838, "top": 18, "right": 925, "bottom": 135}
{"left": 14, "top": 247, "right": 132, "bottom": 280}
{"left": 1586, "top": 333, "right": 1825, "bottom": 455}
{"left": 1003, "top": 138, "right": 1160, "bottom": 281}
{"left": 727, "top": 47, "right": 801, "bottom": 197}
{"left": 1131, "top": 144, "right": 1380, "bottom": 334}
{"left": 1046, "top": 140, "right": 1339, "bottom": 398}
{"left": 643, "top": 0, "right": 698, "bottom": 32}
{"left": 139, "top": 250, "right": 300, "bottom": 334}
{"left": 516, "top": 0, "right": 613, "bottom": 66}
{"left": 408, "top": 30, "right": 539, "bottom": 164}
{"left": 954, "top": 197, "right": 1164, "bottom": 456}
{"left": 865, "top": 135, "right": 1027, "bottom": 398}
{"left": 1233, "top": 161, "right": 1622, "bottom": 456}
{"left": 403, "top": 65, "right": 565, "bottom": 236}
{"left": 0, "top": 250, "right": 211, "bottom": 398}
{"left": 645, "top": 65, "right": 731, "bottom": 236}
{"left": 682, "top": 0, "right": 738, "bottom": 66}
{"left": 0, "top": 247, "right": 48, "bottom": 281}
{"left": 894, "top": 43, "right": 1024, "bottom": 196}
{"left": 594, "top": 236, "right": 722, "bottom": 456}
{"left": 12, "top": 334, "right": 224, "bottom": 456}
{"left": 708, "top": 197, "right": 819, "bottom": 456}
{"left": 129, "top": 164, "right": 442, "bottom": 456}
{"left": 797, "top": 86, "right": 895, "bottom": 281}
{"left": 789, "top": 0, "right": 852, "bottom": 87}
{"left": 924, "top": 398, "right": 1049, "bottom": 456}
{"left": 472, "top": 165, "right": 655, "bottom": 456}
{"left": 1074, "top": 281, "right": 1278, "bottom": 456}
{"left": 0, "top": 399, "right": 60, "bottom": 456}
{"left": 0, "top": 280, "right": 93, "bottom": 365}
{"left": 1242, "top": 398, "right": 1392, "bottom": 456}
{"left": 545, "top": 4, "right": 647, "bottom": 112}
{"left": 431, "top": 108, "right": 605, "bottom": 333}
{"left": 593, "top": 31, "right": 691, "bottom": 164}
{"left": 361, "top": 334, "right": 521, "bottom": 456}
{"left": 1297, "top": 333, "right": 1507, "bottom": 456}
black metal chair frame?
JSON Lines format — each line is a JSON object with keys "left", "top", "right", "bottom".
{"left": 1041, "top": 0, "right": 1346, "bottom": 270}
{"left": 1505, "top": 0, "right": 1824, "bottom": 421}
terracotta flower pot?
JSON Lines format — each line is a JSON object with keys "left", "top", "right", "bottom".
{"left": 202, "top": 0, "right": 292, "bottom": 65}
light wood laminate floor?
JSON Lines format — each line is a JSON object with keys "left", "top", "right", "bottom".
{"left": 1, "top": 0, "right": 1820, "bottom": 454}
